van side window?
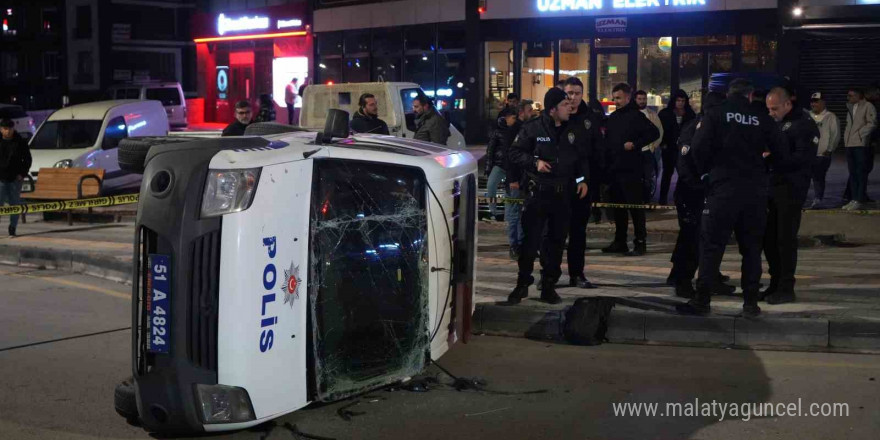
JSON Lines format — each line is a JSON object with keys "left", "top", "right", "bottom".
{"left": 400, "top": 88, "right": 421, "bottom": 132}
{"left": 146, "top": 87, "right": 182, "bottom": 106}
{"left": 103, "top": 116, "right": 128, "bottom": 149}
{"left": 116, "top": 89, "right": 139, "bottom": 99}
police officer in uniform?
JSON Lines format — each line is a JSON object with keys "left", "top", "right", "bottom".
{"left": 507, "top": 88, "right": 590, "bottom": 305}
{"left": 562, "top": 77, "right": 603, "bottom": 289}
{"left": 677, "top": 79, "right": 787, "bottom": 317}
{"left": 761, "top": 87, "right": 820, "bottom": 304}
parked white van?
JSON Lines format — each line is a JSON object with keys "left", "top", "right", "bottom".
{"left": 108, "top": 82, "right": 187, "bottom": 129}
{"left": 28, "top": 100, "right": 169, "bottom": 188}
{"left": 300, "top": 82, "right": 466, "bottom": 150}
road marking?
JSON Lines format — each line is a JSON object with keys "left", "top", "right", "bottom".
{"left": 0, "top": 268, "right": 129, "bottom": 300}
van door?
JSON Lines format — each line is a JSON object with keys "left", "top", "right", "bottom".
{"left": 399, "top": 87, "right": 421, "bottom": 140}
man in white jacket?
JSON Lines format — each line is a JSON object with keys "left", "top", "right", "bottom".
{"left": 808, "top": 92, "right": 841, "bottom": 209}
{"left": 843, "top": 87, "right": 877, "bottom": 210}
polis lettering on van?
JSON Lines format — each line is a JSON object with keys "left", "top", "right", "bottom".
{"left": 726, "top": 112, "right": 760, "bottom": 126}
{"left": 259, "top": 236, "right": 279, "bottom": 353}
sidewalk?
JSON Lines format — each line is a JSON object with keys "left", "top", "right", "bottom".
{"left": 1, "top": 214, "right": 879, "bottom": 353}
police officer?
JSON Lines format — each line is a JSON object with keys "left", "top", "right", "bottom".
{"left": 507, "top": 88, "right": 590, "bottom": 305}
{"left": 668, "top": 92, "right": 735, "bottom": 298}
{"left": 677, "top": 78, "right": 787, "bottom": 318}
{"left": 761, "top": 87, "right": 820, "bottom": 304}
{"left": 561, "top": 76, "right": 603, "bottom": 289}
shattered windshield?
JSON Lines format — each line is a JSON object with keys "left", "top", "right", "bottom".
{"left": 309, "top": 159, "right": 429, "bottom": 401}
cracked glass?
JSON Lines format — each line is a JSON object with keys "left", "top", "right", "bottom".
{"left": 309, "top": 159, "right": 429, "bottom": 401}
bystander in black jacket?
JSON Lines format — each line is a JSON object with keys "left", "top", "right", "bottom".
{"left": 485, "top": 116, "right": 511, "bottom": 174}
{"left": 0, "top": 132, "right": 32, "bottom": 182}
{"left": 604, "top": 101, "right": 661, "bottom": 175}
{"left": 675, "top": 118, "right": 702, "bottom": 194}
{"left": 510, "top": 114, "right": 591, "bottom": 186}
{"left": 350, "top": 109, "right": 390, "bottom": 135}
{"left": 221, "top": 120, "right": 249, "bottom": 137}
{"left": 504, "top": 118, "right": 525, "bottom": 184}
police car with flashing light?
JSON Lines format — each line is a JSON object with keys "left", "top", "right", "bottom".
{"left": 114, "top": 112, "right": 477, "bottom": 435}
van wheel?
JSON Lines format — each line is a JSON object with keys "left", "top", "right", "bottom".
{"left": 118, "top": 137, "right": 190, "bottom": 174}
{"left": 114, "top": 377, "right": 140, "bottom": 424}
{"left": 243, "top": 122, "right": 309, "bottom": 136}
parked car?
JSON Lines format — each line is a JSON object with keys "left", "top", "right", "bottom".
{"left": 108, "top": 82, "right": 187, "bottom": 129}
{"left": 112, "top": 111, "right": 477, "bottom": 434}
{"left": 0, "top": 104, "right": 36, "bottom": 139}
{"left": 300, "top": 82, "right": 466, "bottom": 150}
{"left": 27, "top": 100, "right": 168, "bottom": 192}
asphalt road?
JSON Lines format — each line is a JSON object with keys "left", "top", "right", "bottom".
{"left": 1, "top": 265, "right": 878, "bottom": 440}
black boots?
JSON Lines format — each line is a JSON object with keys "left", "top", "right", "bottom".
{"left": 602, "top": 241, "right": 629, "bottom": 254}
{"left": 541, "top": 285, "right": 562, "bottom": 304}
{"left": 624, "top": 240, "right": 646, "bottom": 257}
{"left": 507, "top": 276, "right": 534, "bottom": 305}
{"left": 675, "top": 280, "right": 696, "bottom": 298}
{"left": 765, "top": 291, "right": 796, "bottom": 305}
{"left": 8, "top": 225, "right": 15, "bottom": 237}
{"left": 676, "top": 289, "right": 711, "bottom": 315}
{"left": 742, "top": 291, "right": 762, "bottom": 318}
{"left": 569, "top": 275, "right": 596, "bottom": 289}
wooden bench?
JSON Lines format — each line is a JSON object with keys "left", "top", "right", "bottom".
{"left": 22, "top": 167, "right": 104, "bottom": 225}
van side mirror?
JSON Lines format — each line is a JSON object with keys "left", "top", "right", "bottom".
{"left": 317, "top": 109, "right": 350, "bottom": 144}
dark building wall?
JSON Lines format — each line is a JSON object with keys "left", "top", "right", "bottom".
{"left": 0, "top": 0, "right": 67, "bottom": 109}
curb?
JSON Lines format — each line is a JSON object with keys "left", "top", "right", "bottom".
{"left": 0, "top": 244, "right": 132, "bottom": 285}
{"left": 473, "top": 303, "right": 880, "bottom": 353}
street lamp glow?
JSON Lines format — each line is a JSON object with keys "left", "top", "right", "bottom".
{"left": 793, "top": 6, "right": 803, "bottom": 17}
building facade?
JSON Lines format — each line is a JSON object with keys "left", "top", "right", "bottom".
{"left": 0, "top": 0, "right": 66, "bottom": 110}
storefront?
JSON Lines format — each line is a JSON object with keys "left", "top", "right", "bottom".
{"left": 479, "top": 0, "right": 780, "bottom": 120}
{"left": 191, "top": 4, "right": 312, "bottom": 125}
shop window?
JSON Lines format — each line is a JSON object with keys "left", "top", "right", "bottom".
{"left": 404, "top": 53, "right": 434, "bottom": 92}
{"left": 741, "top": 35, "right": 777, "bottom": 73}
{"left": 437, "top": 52, "right": 467, "bottom": 132}
{"left": 317, "top": 58, "right": 342, "bottom": 84}
{"left": 1, "top": 52, "right": 18, "bottom": 80}
{"left": 595, "top": 38, "right": 631, "bottom": 48}
{"left": 637, "top": 37, "right": 671, "bottom": 109}
{"left": 677, "top": 35, "right": 735, "bottom": 46}
{"left": 318, "top": 32, "right": 344, "bottom": 57}
{"left": 559, "top": 39, "right": 591, "bottom": 98}
{"left": 344, "top": 30, "right": 370, "bottom": 56}
{"left": 679, "top": 52, "right": 704, "bottom": 113}
{"left": 2, "top": 8, "right": 17, "bottom": 36}
{"left": 597, "top": 53, "right": 629, "bottom": 112}
{"left": 373, "top": 57, "right": 400, "bottom": 82}
{"left": 343, "top": 57, "right": 370, "bottom": 83}
{"left": 405, "top": 25, "right": 435, "bottom": 53}
{"left": 437, "top": 22, "right": 465, "bottom": 51}
{"left": 41, "top": 8, "right": 58, "bottom": 34}
{"left": 521, "top": 41, "right": 555, "bottom": 109}
{"left": 43, "top": 52, "right": 59, "bottom": 80}
{"left": 372, "top": 28, "right": 403, "bottom": 56}
{"left": 485, "top": 41, "right": 514, "bottom": 121}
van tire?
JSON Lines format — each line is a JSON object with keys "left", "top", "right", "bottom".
{"left": 244, "top": 122, "right": 309, "bottom": 136}
{"left": 114, "top": 378, "right": 140, "bottom": 424}
{"left": 118, "top": 137, "right": 191, "bottom": 174}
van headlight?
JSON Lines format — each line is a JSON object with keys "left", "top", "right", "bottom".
{"left": 200, "top": 168, "right": 261, "bottom": 218}
{"left": 195, "top": 384, "right": 255, "bottom": 424}
{"left": 54, "top": 159, "right": 73, "bottom": 168}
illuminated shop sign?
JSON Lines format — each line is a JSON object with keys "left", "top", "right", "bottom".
{"left": 537, "top": 0, "right": 707, "bottom": 13}
{"left": 216, "top": 13, "right": 305, "bottom": 36}
{"left": 217, "top": 13, "right": 270, "bottom": 35}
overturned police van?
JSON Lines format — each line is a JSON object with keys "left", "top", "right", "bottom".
{"left": 115, "top": 112, "right": 477, "bottom": 434}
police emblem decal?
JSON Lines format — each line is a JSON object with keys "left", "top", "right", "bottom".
{"left": 813, "top": 136, "right": 819, "bottom": 144}
{"left": 681, "top": 145, "right": 690, "bottom": 156}
{"left": 281, "top": 262, "right": 302, "bottom": 307}
{"left": 783, "top": 122, "right": 792, "bottom": 131}
{"left": 568, "top": 132, "right": 576, "bottom": 144}
{"left": 584, "top": 119, "right": 592, "bottom": 130}
{"left": 696, "top": 122, "right": 702, "bottom": 130}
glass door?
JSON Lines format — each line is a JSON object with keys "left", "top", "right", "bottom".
{"left": 596, "top": 52, "right": 629, "bottom": 114}
{"left": 677, "top": 49, "right": 733, "bottom": 113}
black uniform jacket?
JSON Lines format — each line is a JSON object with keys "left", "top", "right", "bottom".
{"left": 509, "top": 113, "right": 594, "bottom": 186}
{"left": 771, "top": 108, "right": 820, "bottom": 190}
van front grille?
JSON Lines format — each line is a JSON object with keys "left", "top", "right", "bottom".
{"left": 188, "top": 231, "right": 221, "bottom": 371}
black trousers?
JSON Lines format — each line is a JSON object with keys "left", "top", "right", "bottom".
{"left": 811, "top": 155, "right": 832, "bottom": 200}
{"left": 659, "top": 146, "right": 678, "bottom": 204}
{"left": 670, "top": 187, "right": 704, "bottom": 282}
{"left": 518, "top": 187, "right": 572, "bottom": 286}
{"left": 696, "top": 185, "right": 768, "bottom": 305}
{"left": 287, "top": 103, "right": 295, "bottom": 125}
{"left": 612, "top": 175, "right": 647, "bottom": 244}
{"left": 567, "top": 189, "right": 592, "bottom": 278}
{"left": 763, "top": 183, "right": 808, "bottom": 293}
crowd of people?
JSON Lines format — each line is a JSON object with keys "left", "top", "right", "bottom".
{"left": 485, "top": 79, "right": 878, "bottom": 317}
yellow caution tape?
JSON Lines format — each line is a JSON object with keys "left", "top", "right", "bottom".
{"left": 477, "top": 196, "right": 880, "bottom": 215}
{"left": 0, "top": 194, "right": 140, "bottom": 216}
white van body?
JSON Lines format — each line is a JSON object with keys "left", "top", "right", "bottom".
{"left": 108, "top": 82, "right": 187, "bottom": 129}
{"left": 131, "top": 127, "right": 477, "bottom": 434}
{"left": 28, "top": 100, "right": 168, "bottom": 184}
{"left": 300, "top": 82, "right": 466, "bottom": 151}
